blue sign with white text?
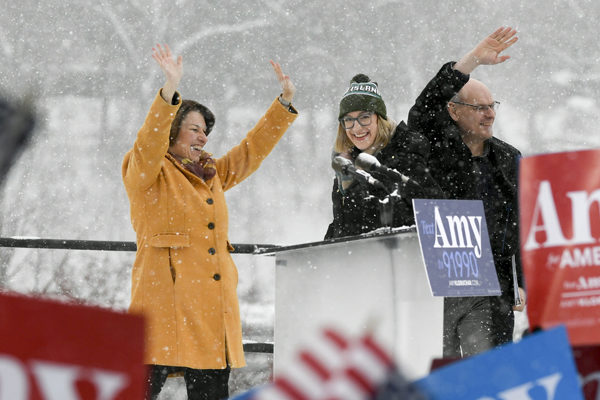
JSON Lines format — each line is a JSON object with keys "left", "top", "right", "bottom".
{"left": 412, "top": 199, "right": 501, "bottom": 296}
{"left": 414, "top": 326, "right": 584, "bottom": 400}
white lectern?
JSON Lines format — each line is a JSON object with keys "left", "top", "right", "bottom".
{"left": 271, "top": 229, "right": 443, "bottom": 381}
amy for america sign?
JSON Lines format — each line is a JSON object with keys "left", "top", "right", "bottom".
{"left": 413, "top": 199, "right": 501, "bottom": 297}
{"left": 520, "top": 148, "right": 600, "bottom": 345}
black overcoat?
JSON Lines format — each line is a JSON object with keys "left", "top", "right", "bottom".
{"left": 325, "top": 121, "right": 444, "bottom": 239}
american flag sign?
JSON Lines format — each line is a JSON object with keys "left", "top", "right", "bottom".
{"left": 235, "top": 327, "right": 424, "bottom": 400}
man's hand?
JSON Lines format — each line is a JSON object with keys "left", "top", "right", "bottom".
{"left": 513, "top": 287, "right": 527, "bottom": 312}
{"left": 454, "top": 27, "right": 518, "bottom": 75}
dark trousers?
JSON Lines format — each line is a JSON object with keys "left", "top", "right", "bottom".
{"left": 145, "top": 364, "right": 230, "bottom": 400}
{"left": 443, "top": 296, "right": 494, "bottom": 357}
{"left": 489, "top": 295, "right": 515, "bottom": 346}
{"left": 443, "top": 296, "right": 514, "bottom": 357}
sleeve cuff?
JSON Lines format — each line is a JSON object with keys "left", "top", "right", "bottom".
{"left": 444, "top": 61, "right": 470, "bottom": 83}
{"left": 276, "top": 96, "right": 298, "bottom": 114}
{"left": 158, "top": 89, "right": 182, "bottom": 106}
{"left": 172, "top": 91, "right": 181, "bottom": 105}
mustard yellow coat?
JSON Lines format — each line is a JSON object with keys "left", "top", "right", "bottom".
{"left": 122, "top": 92, "right": 297, "bottom": 369}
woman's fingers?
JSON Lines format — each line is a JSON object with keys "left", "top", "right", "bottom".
{"left": 270, "top": 60, "right": 285, "bottom": 83}
{"left": 152, "top": 43, "right": 173, "bottom": 64}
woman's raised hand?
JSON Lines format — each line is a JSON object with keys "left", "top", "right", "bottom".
{"left": 270, "top": 60, "right": 296, "bottom": 104}
{"left": 152, "top": 44, "right": 183, "bottom": 103}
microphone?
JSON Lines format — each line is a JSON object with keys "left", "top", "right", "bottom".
{"left": 331, "top": 156, "right": 387, "bottom": 191}
{"left": 355, "top": 153, "right": 412, "bottom": 184}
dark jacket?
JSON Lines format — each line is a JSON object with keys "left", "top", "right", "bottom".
{"left": 407, "top": 62, "right": 523, "bottom": 296}
{"left": 325, "top": 121, "right": 444, "bottom": 239}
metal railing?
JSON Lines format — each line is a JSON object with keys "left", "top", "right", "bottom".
{"left": 0, "top": 236, "right": 278, "bottom": 353}
{"left": 0, "top": 237, "right": 278, "bottom": 254}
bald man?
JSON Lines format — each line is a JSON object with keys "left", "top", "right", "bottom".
{"left": 408, "top": 27, "right": 526, "bottom": 358}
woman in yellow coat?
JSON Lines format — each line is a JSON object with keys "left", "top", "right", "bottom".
{"left": 122, "top": 44, "right": 297, "bottom": 400}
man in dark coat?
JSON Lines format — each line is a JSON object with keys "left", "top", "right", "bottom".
{"left": 407, "top": 27, "right": 527, "bottom": 357}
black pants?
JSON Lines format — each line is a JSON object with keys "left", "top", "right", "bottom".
{"left": 443, "top": 296, "right": 494, "bottom": 357}
{"left": 489, "top": 295, "right": 515, "bottom": 346}
{"left": 145, "top": 364, "right": 230, "bottom": 400}
{"left": 443, "top": 296, "right": 514, "bottom": 357}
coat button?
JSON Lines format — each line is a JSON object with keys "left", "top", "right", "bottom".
{"left": 208, "top": 248, "right": 216, "bottom": 255}
{"left": 208, "top": 222, "right": 215, "bottom": 230}
{"left": 213, "top": 273, "right": 221, "bottom": 281}
{"left": 206, "top": 198, "right": 214, "bottom": 205}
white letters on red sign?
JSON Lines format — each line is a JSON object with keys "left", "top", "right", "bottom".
{"left": 581, "top": 371, "right": 600, "bottom": 400}
{"left": 0, "top": 355, "right": 28, "bottom": 399}
{"left": 524, "top": 180, "right": 600, "bottom": 250}
{"left": 0, "top": 357, "right": 128, "bottom": 400}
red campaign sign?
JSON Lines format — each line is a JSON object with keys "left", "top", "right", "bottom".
{"left": 520, "top": 149, "right": 600, "bottom": 345}
{"left": 573, "top": 345, "right": 600, "bottom": 400}
{"left": 0, "top": 292, "right": 145, "bottom": 399}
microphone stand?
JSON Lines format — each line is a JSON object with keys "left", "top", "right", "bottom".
{"left": 331, "top": 155, "right": 398, "bottom": 230}
{"left": 378, "top": 181, "right": 399, "bottom": 230}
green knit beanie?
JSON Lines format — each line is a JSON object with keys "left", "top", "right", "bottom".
{"left": 338, "top": 74, "right": 387, "bottom": 120}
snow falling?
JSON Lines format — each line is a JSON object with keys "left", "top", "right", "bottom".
{"left": 1, "top": 1, "right": 600, "bottom": 397}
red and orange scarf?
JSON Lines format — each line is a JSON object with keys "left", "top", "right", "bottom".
{"left": 169, "top": 150, "right": 216, "bottom": 181}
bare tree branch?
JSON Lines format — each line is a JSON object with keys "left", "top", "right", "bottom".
{"left": 176, "top": 19, "right": 271, "bottom": 55}
{"left": 91, "top": 3, "right": 140, "bottom": 65}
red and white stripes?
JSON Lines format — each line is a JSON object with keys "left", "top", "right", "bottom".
{"left": 252, "top": 327, "right": 395, "bottom": 400}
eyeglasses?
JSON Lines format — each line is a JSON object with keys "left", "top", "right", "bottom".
{"left": 452, "top": 101, "right": 500, "bottom": 113}
{"left": 340, "top": 112, "right": 374, "bottom": 129}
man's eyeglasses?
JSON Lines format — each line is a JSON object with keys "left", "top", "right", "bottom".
{"left": 452, "top": 101, "right": 500, "bottom": 113}
{"left": 339, "top": 112, "right": 374, "bottom": 129}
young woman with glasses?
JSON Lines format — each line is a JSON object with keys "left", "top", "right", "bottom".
{"left": 324, "top": 74, "right": 443, "bottom": 239}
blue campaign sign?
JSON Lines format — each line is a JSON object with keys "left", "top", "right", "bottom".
{"left": 229, "top": 388, "right": 258, "bottom": 399}
{"left": 412, "top": 199, "right": 501, "bottom": 296}
{"left": 414, "top": 326, "right": 584, "bottom": 400}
